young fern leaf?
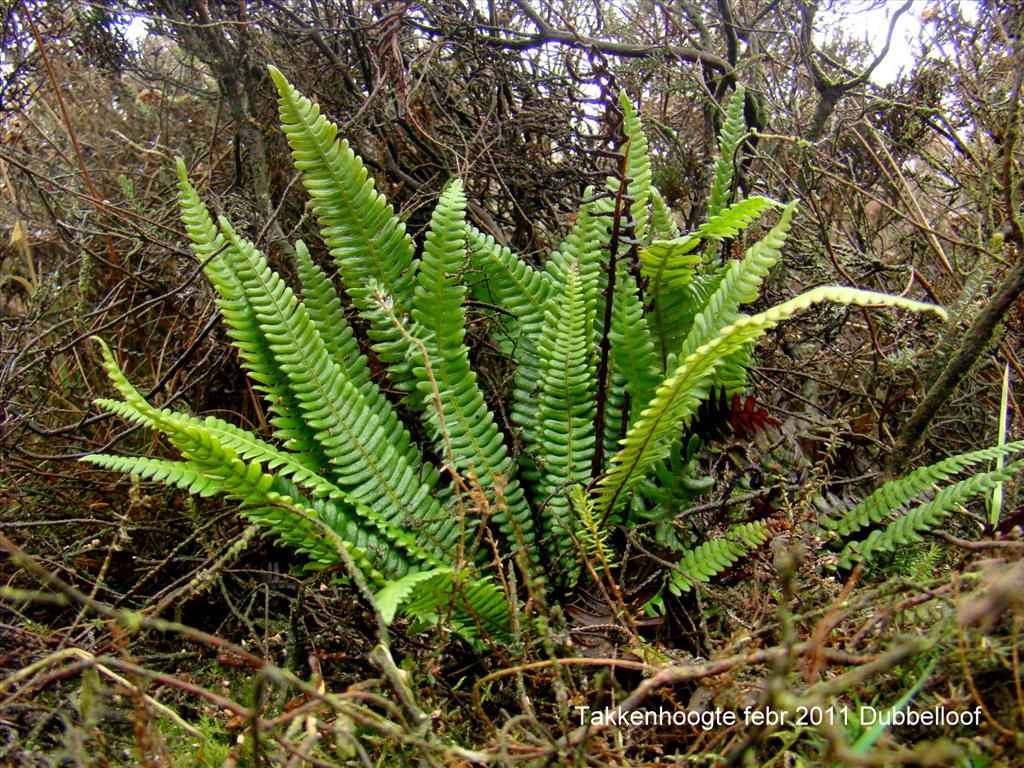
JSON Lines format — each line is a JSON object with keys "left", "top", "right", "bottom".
{"left": 680, "top": 202, "right": 795, "bottom": 360}
{"left": 823, "top": 440, "right": 1024, "bottom": 537}
{"left": 706, "top": 84, "right": 747, "bottom": 220}
{"left": 410, "top": 180, "right": 533, "bottom": 551}
{"left": 568, "top": 484, "right": 612, "bottom": 575}
{"left": 639, "top": 239, "right": 701, "bottom": 294}
{"left": 697, "top": 196, "right": 777, "bottom": 244}
{"left": 269, "top": 65, "right": 418, "bottom": 385}
{"left": 595, "top": 287, "right": 947, "bottom": 517}
{"left": 838, "top": 457, "right": 1024, "bottom": 568}
{"left": 532, "top": 261, "right": 598, "bottom": 581}
{"left": 640, "top": 198, "right": 773, "bottom": 296}
{"left": 95, "top": 397, "right": 331, "bottom": 499}
{"left": 668, "top": 521, "right": 770, "bottom": 594}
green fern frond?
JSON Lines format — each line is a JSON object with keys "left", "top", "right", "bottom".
{"left": 210, "top": 218, "right": 456, "bottom": 567}
{"left": 824, "top": 440, "right": 1024, "bottom": 537}
{"left": 176, "top": 160, "right": 323, "bottom": 461}
{"left": 465, "top": 225, "right": 553, "bottom": 328}
{"left": 595, "top": 287, "right": 947, "bottom": 516}
{"left": 679, "top": 201, "right": 795, "bottom": 360}
{"left": 376, "top": 567, "right": 512, "bottom": 642}
{"left": 294, "top": 240, "right": 439, "bottom": 489}
{"left": 269, "top": 65, "right": 418, "bottom": 384}
{"left": 639, "top": 239, "right": 702, "bottom": 293}
{"left": 94, "top": 396, "right": 330, "bottom": 498}
{"left": 82, "top": 453, "right": 226, "bottom": 497}
{"left": 568, "top": 484, "right": 612, "bottom": 572}
{"left": 640, "top": 197, "right": 774, "bottom": 297}
{"left": 650, "top": 186, "right": 680, "bottom": 240}
{"left": 838, "top": 457, "right": 1024, "bottom": 568}
{"left": 706, "top": 84, "right": 747, "bottom": 219}
{"left": 668, "top": 521, "right": 770, "bottom": 594}
{"left": 696, "top": 196, "right": 777, "bottom": 246}
{"left": 410, "top": 180, "right": 532, "bottom": 550}
{"left": 618, "top": 91, "right": 652, "bottom": 242}
{"left": 89, "top": 338, "right": 420, "bottom": 578}
{"left": 610, "top": 266, "right": 661, "bottom": 419}
{"left": 532, "top": 261, "right": 598, "bottom": 579}
{"left": 82, "top": 453, "right": 391, "bottom": 576}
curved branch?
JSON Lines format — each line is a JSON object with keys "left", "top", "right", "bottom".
{"left": 467, "top": 0, "right": 733, "bottom": 73}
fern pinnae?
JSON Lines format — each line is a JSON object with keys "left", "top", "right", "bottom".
{"left": 596, "top": 287, "right": 947, "bottom": 516}
{"left": 269, "top": 66, "right": 415, "bottom": 308}
{"left": 618, "top": 91, "right": 652, "bottom": 243}
{"left": 465, "top": 225, "right": 553, "bottom": 327}
{"left": 696, "top": 196, "right": 777, "bottom": 244}
{"left": 706, "top": 84, "right": 747, "bottom": 220}
{"left": 294, "top": 240, "right": 438, "bottom": 489}
{"left": 213, "top": 219, "right": 458, "bottom": 566}
{"left": 609, "top": 265, "right": 661, "bottom": 420}
{"left": 668, "top": 521, "right": 769, "bottom": 594}
{"left": 269, "top": 65, "right": 420, "bottom": 390}
{"left": 680, "top": 201, "right": 796, "bottom": 360}
{"left": 532, "top": 261, "right": 598, "bottom": 580}
{"left": 176, "top": 162, "right": 322, "bottom": 460}
{"left": 838, "top": 457, "right": 1024, "bottom": 568}
{"left": 640, "top": 237, "right": 701, "bottom": 297}
{"left": 650, "top": 186, "right": 680, "bottom": 240}
{"left": 94, "top": 394, "right": 328, "bottom": 497}
{"left": 824, "top": 440, "right": 1024, "bottom": 537}
{"left": 410, "top": 180, "right": 533, "bottom": 551}
{"left": 89, "top": 339, "right": 414, "bottom": 578}
{"left": 84, "top": 453, "right": 392, "bottom": 576}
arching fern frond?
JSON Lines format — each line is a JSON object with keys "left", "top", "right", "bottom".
{"left": 211, "top": 218, "right": 456, "bottom": 567}
{"left": 838, "top": 457, "right": 1024, "bottom": 568}
{"left": 88, "top": 338, "right": 418, "bottom": 579}
{"left": 668, "top": 521, "right": 770, "bottom": 595}
{"left": 824, "top": 440, "right": 1024, "bottom": 538}
{"left": 640, "top": 197, "right": 775, "bottom": 296}
{"left": 81, "top": 453, "right": 394, "bottom": 577}
{"left": 595, "top": 287, "right": 947, "bottom": 517}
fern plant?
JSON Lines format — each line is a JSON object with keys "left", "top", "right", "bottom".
{"left": 83, "top": 69, "right": 947, "bottom": 643}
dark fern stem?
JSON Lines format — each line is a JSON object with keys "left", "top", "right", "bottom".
{"left": 590, "top": 88, "right": 636, "bottom": 478}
